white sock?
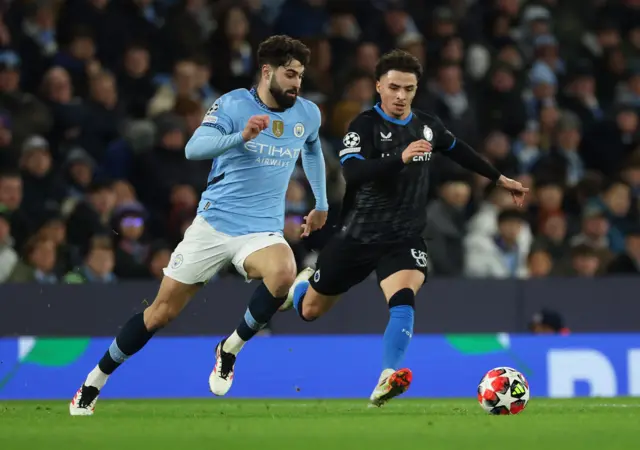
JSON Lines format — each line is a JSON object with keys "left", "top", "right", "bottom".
{"left": 85, "top": 365, "right": 109, "bottom": 390}
{"left": 222, "top": 331, "right": 247, "bottom": 355}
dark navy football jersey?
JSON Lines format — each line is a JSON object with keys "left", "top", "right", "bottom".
{"left": 337, "top": 104, "right": 456, "bottom": 243}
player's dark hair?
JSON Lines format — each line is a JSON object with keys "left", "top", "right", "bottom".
{"left": 257, "top": 35, "right": 311, "bottom": 69}
{"left": 375, "top": 49, "right": 423, "bottom": 81}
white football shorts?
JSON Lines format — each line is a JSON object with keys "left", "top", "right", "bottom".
{"left": 163, "top": 215, "right": 289, "bottom": 284}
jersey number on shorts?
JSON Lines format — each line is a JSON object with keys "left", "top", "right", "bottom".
{"left": 411, "top": 249, "right": 428, "bottom": 268}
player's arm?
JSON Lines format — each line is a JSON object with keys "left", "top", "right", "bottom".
{"left": 185, "top": 97, "right": 243, "bottom": 160}
{"left": 431, "top": 122, "right": 502, "bottom": 182}
{"left": 339, "top": 115, "right": 405, "bottom": 184}
{"left": 432, "top": 117, "right": 528, "bottom": 205}
{"left": 300, "top": 106, "right": 329, "bottom": 212}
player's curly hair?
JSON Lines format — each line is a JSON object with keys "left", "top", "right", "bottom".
{"left": 257, "top": 35, "right": 311, "bottom": 69}
{"left": 375, "top": 49, "right": 423, "bottom": 81}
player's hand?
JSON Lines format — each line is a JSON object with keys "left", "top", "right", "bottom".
{"left": 497, "top": 175, "right": 530, "bottom": 208}
{"left": 301, "top": 209, "right": 328, "bottom": 238}
{"left": 402, "top": 140, "right": 432, "bottom": 164}
{"left": 242, "top": 115, "right": 270, "bottom": 141}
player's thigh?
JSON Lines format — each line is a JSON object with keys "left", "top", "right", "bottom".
{"left": 163, "top": 215, "right": 233, "bottom": 286}
{"left": 233, "top": 234, "right": 296, "bottom": 294}
{"left": 376, "top": 238, "right": 428, "bottom": 301}
{"left": 309, "top": 236, "right": 376, "bottom": 297}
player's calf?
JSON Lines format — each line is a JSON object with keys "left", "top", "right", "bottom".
{"left": 286, "top": 268, "right": 339, "bottom": 321}
{"left": 212, "top": 246, "right": 296, "bottom": 396}
{"left": 70, "top": 278, "right": 198, "bottom": 416}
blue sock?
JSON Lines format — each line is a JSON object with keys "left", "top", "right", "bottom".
{"left": 382, "top": 289, "right": 415, "bottom": 370}
{"left": 293, "top": 280, "right": 311, "bottom": 320}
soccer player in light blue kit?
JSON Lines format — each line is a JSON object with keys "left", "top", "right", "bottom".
{"left": 70, "top": 36, "right": 328, "bottom": 415}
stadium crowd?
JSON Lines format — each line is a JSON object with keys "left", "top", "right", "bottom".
{"left": 0, "top": 0, "right": 639, "bottom": 284}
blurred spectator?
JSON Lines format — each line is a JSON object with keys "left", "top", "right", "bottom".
{"left": 607, "top": 225, "right": 640, "bottom": 275}
{"left": 590, "top": 180, "right": 634, "bottom": 253}
{"left": 210, "top": 6, "right": 256, "bottom": 93}
{"left": 37, "top": 215, "right": 78, "bottom": 275}
{"left": 464, "top": 209, "right": 530, "bottom": 279}
{"left": 0, "top": 205, "right": 18, "bottom": 283}
{"left": 66, "top": 180, "right": 116, "bottom": 252}
{"left": 7, "top": 233, "right": 58, "bottom": 283}
{"left": 477, "top": 63, "right": 527, "bottom": 139}
{"left": 64, "top": 235, "right": 116, "bottom": 283}
{"left": 554, "top": 243, "right": 601, "bottom": 277}
{"left": 0, "top": 50, "right": 52, "bottom": 151}
{"left": 532, "top": 111, "right": 585, "bottom": 187}
{"left": 0, "top": 169, "right": 31, "bottom": 248}
{"left": 512, "top": 121, "right": 542, "bottom": 174}
{"left": 532, "top": 214, "right": 570, "bottom": 265}
{"left": 467, "top": 184, "right": 533, "bottom": 252}
{"left": 527, "top": 248, "right": 553, "bottom": 278}
{"left": 529, "top": 309, "right": 569, "bottom": 334}
{"left": 112, "top": 202, "right": 150, "bottom": 279}
{"left": 63, "top": 147, "right": 96, "bottom": 201}
{"left": 529, "top": 179, "right": 567, "bottom": 234}
{"left": 147, "top": 59, "right": 199, "bottom": 117}
{"left": 570, "top": 204, "right": 615, "bottom": 269}
{"left": 117, "top": 44, "right": 157, "bottom": 119}
{"left": 425, "top": 176, "right": 471, "bottom": 277}
{"left": 19, "top": 135, "right": 67, "bottom": 225}
{"left": 80, "top": 70, "right": 123, "bottom": 162}
{"left": 132, "top": 113, "right": 209, "bottom": 218}
{"left": 147, "top": 241, "right": 171, "bottom": 281}
{"left": 40, "top": 66, "right": 86, "bottom": 160}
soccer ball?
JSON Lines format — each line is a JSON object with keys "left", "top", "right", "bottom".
{"left": 477, "top": 367, "right": 530, "bottom": 415}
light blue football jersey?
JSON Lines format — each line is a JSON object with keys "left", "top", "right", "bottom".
{"left": 194, "top": 88, "right": 322, "bottom": 236}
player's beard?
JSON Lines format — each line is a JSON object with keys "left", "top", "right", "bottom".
{"left": 269, "top": 77, "right": 298, "bottom": 109}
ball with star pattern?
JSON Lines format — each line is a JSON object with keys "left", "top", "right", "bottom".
{"left": 477, "top": 367, "right": 530, "bottom": 415}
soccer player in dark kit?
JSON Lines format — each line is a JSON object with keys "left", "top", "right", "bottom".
{"left": 280, "top": 49, "right": 529, "bottom": 407}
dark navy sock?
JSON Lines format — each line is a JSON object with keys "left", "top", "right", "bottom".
{"left": 236, "top": 283, "right": 286, "bottom": 341}
{"left": 382, "top": 289, "right": 415, "bottom": 370}
{"left": 98, "top": 312, "right": 158, "bottom": 375}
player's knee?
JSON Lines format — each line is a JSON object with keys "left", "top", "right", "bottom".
{"left": 300, "top": 302, "right": 323, "bottom": 321}
{"left": 264, "top": 265, "right": 297, "bottom": 298}
{"left": 388, "top": 288, "right": 415, "bottom": 309}
{"left": 145, "top": 301, "right": 181, "bottom": 329}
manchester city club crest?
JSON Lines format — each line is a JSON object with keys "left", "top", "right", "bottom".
{"left": 272, "top": 120, "right": 284, "bottom": 138}
{"left": 294, "top": 122, "right": 305, "bottom": 138}
{"left": 423, "top": 125, "right": 433, "bottom": 141}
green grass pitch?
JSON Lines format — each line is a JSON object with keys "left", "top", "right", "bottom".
{"left": 1, "top": 398, "right": 639, "bottom": 449}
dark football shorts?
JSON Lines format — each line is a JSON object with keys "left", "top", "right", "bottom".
{"left": 308, "top": 235, "right": 429, "bottom": 296}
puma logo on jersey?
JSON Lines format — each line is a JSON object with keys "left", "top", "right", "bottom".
{"left": 380, "top": 131, "right": 392, "bottom": 142}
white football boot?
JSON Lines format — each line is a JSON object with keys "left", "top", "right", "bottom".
{"left": 369, "top": 368, "right": 413, "bottom": 408}
{"left": 69, "top": 384, "right": 100, "bottom": 416}
{"left": 209, "top": 339, "right": 237, "bottom": 396}
{"left": 279, "top": 267, "right": 315, "bottom": 312}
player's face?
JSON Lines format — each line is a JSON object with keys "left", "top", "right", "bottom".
{"left": 268, "top": 60, "right": 304, "bottom": 109}
{"left": 376, "top": 70, "right": 418, "bottom": 119}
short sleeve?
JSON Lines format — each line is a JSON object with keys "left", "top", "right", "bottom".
{"left": 305, "top": 102, "right": 322, "bottom": 145}
{"left": 338, "top": 114, "right": 375, "bottom": 165}
{"left": 431, "top": 116, "right": 457, "bottom": 152}
{"left": 201, "top": 95, "right": 235, "bottom": 135}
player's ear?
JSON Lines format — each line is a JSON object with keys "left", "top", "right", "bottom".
{"left": 375, "top": 81, "right": 381, "bottom": 94}
{"left": 261, "top": 64, "right": 271, "bottom": 80}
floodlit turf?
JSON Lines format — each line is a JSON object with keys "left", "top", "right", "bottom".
{"left": 1, "top": 398, "right": 639, "bottom": 449}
